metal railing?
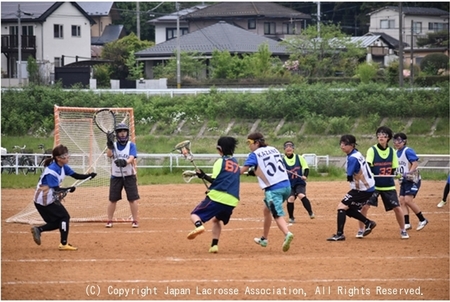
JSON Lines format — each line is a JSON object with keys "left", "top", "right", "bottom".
{"left": 1, "top": 152, "right": 448, "bottom": 175}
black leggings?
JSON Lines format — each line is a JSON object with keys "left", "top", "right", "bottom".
{"left": 34, "top": 202, "right": 71, "bottom": 245}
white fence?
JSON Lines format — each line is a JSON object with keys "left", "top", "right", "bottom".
{"left": 2, "top": 152, "right": 449, "bottom": 175}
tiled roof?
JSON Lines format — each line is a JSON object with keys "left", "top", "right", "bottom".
{"left": 77, "top": 2, "right": 114, "bottom": 16}
{"left": 369, "top": 6, "right": 449, "bottom": 16}
{"left": 136, "top": 21, "right": 287, "bottom": 58}
{"left": 369, "top": 32, "right": 409, "bottom": 48}
{"left": 148, "top": 5, "right": 209, "bottom": 24}
{"left": 182, "top": 2, "right": 310, "bottom": 20}
{"left": 91, "top": 24, "right": 125, "bottom": 45}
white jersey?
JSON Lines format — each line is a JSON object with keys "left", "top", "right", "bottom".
{"left": 112, "top": 142, "right": 135, "bottom": 177}
{"left": 346, "top": 150, "right": 375, "bottom": 191}
{"left": 397, "top": 146, "right": 421, "bottom": 180}
{"left": 253, "top": 146, "right": 289, "bottom": 189}
{"left": 34, "top": 167, "right": 65, "bottom": 206}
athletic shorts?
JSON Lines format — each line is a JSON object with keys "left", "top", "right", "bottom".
{"left": 367, "top": 190, "right": 400, "bottom": 211}
{"left": 341, "top": 189, "right": 374, "bottom": 210}
{"left": 109, "top": 175, "right": 140, "bottom": 202}
{"left": 399, "top": 179, "right": 421, "bottom": 197}
{"left": 290, "top": 184, "right": 306, "bottom": 198}
{"left": 191, "top": 196, "right": 235, "bottom": 225}
{"left": 264, "top": 186, "right": 291, "bottom": 218}
{"left": 34, "top": 202, "right": 70, "bottom": 224}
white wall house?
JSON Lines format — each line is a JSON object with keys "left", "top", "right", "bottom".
{"left": 1, "top": 2, "right": 94, "bottom": 85}
{"left": 368, "top": 6, "right": 449, "bottom": 48}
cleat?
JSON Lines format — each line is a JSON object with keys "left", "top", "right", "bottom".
{"left": 355, "top": 230, "right": 364, "bottom": 238}
{"left": 132, "top": 221, "right": 139, "bottom": 228}
{"left": 187, "top": 225, "right": 205, "bottom": 240}
{"left": 416, "top": 219, "right": 428, "bottom": 231}
{"left": 288, "top": 218, "right": 295, "bottom": 224}
{"left": 401, "top": 230, "right": 410, "bottom": 239}
{"left": 31, "top": 227, "right": 41, "bottom": 245}
{"left": 58, "top": 243, "right": 78, "bottom": 251}
{"left": 363, "top": 221, "right": 377, "bottom": 237}
{"left": 282, "top": 232, "right": 294, "bottom": 252}
{"left": 309, "top": 213, "right": 315, "bottom": 219}
{"left": 254, "top": 237, "right": 268, "bottom": 247}
{"left": 105, "top": 221, "right": 113, "bottom": 228}
{"left": 437, "top": 200, "right": 447, "bottom": 208}
{"left": 404, "top": 223, "right": 412, "bottom": 230}
{"left": 327, "top": 234, "right": 345, "bottom": 241}
{"left": 209, "top": 245, "right": 219, "bottom": 253}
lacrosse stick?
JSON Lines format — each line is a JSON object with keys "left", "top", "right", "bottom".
{"left": 182, "top": 170, "right": 214, "bottom": 183}
{"left": 93, "top": 108, "right": 124, "bottom": 179}
{"left": 374, "top": 170, "right": 420, "bottom": 184}
{"left": 173, "top": 140, "right": 209, "bottom": 189}
{"left": 53, "top": 176, "right": 93, "bottom": 205}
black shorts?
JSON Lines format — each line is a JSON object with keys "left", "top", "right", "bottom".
{"left": 367, "top": 190, "right": 400, "bottom": 211}
{"left": 341, "top": 189, "right": 373, "bottom": 210}
{"left": 290, "top": 184, "right": 306, "bottom": 198}
{"left": 109, "top": 175, "right": 140, "bottom": 202}
{"left": 34, "top": 202, "right": 70, "bottom": 223}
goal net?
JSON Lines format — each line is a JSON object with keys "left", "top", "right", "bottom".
{"left": 6, "top": 105, "right": 136, "bottom": 224}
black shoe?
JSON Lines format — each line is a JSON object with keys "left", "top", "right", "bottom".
{"left": 363, "top": 221, "right": 377, "bottom": 237}
{"left": 327, "top": 234, "right": 345, "bottom": 241}
{"left": 31, "top": 227, "right": 41, "bottom": 245}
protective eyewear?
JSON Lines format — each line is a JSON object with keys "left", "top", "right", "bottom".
{"left": 376, "top": 132, "right": 389, "bottom": 138}
{"left": 58, "top": 153, "right": 70, "bottom": 159}
{"left": 393, "top": 138, "right": 405, "bottom": 144}
{"left": 247, "top": 139, "right": 255, "bottom": 145}
{"left": 283, "top": 143, "right": 294, "bottom": 149}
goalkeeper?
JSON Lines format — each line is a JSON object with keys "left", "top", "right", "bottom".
{"left": 31, "top": 144, "right": 96, "bottom": 251}
{"left": 186, "top": 136, "right": 240, "bottom": 254}
{"left": 393, "top": 132, "right": 428, "bottom": 231}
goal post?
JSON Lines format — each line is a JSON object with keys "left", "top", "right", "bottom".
{"left": 6, "top": 106, "right": 136, "bottom": 224}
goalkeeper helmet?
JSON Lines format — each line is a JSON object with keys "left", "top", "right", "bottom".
{"left": 115, "top": 123, "right": 129, "bottom": 145}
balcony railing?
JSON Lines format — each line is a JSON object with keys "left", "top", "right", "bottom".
{"left": 1, "top": 34, "right": 36, "bottom": 52}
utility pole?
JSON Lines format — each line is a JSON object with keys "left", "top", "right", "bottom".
{"left": 136, "top": 2, "right": 140, "bottom": 40}
{"left": 398, "top": 3, "right": 404, "bottom": 87}
{"left": 176, "top": 1, "right": 181, "bottom": 89}
{"left": 410, "top": 19, "right": 414, "bottom": 87}
{"left": 17, "top": 4, "right": 22, "bottom": 86}
{"left": 317, "top": 1, "right": 321, "bottom": 37}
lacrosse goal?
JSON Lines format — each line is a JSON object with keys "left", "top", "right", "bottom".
{"left": 6, "top": 105, "right": 136, "bottom": 224}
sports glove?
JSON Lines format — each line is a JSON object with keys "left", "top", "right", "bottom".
{"left": 114, "top": 159, "right": 127, "bottom": 167}
{"left": 196, "top": 169, "right": 207, "bottom": 179}
{"left": 89, "top": 172, "right": 97, "bottom": 179}
{"left": 247, "top": 166, "right": 256, "bottom": 176}
{"left": 68, "top": 186, "right": 76, "bottom": 193}
{"left": 106, "top": 132, "right": 115, "bottom": 150}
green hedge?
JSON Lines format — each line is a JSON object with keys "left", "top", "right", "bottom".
{"left": 1, "top": 82, "right": 448, "bottom": 136}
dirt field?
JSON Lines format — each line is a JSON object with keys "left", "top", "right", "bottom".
{"left": 1, "top": 180, "right": 449, "bottom": 300}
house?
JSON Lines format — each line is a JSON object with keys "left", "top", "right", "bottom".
{"left": 368, "top": 6, "right": 449, "bottom": 48}
{"left": 182, "top": 2, "right": 311, "bottom": 41}
{"left": 77, "top": 1, "right": 126, "bottom": 59}
{"left": 147, "top": 4, "right": 209, "bottom": 45}
{"left": 135, "top": 21, "right": 289, "bottom": 79}
{"left": 1, "top": 2, "right": 95, "bottom": 85}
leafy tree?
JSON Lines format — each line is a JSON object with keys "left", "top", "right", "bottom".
{"left": 280, "top": 23, "right": 365, "bottom": 77}
{"left": 101, "top": 33, "right": 152, "bottom": 80}
{"left": 125, "top": 50, "right": 144, "bottom": 80}
{"left": 26, "top": 56, "right": 42, "bottom": 85}
{"left": 355, "top": 62, "right": 378, "bottom": 84}
{"left": 416, "top": 30, "right": 449, "bottom": 48}
{"left": 420, "top": 53, "right": 449, "bottom": 75}
{"left": 152, "top": 51, "right": 205, "bottom": 80}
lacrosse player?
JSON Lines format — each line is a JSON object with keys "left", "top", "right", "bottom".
{"left": 282, "top": 141, "right": 315, "bottom": 223}
{"left": 393, "top": 132, "right": 428, "bottom": 231}
{"left": 327, "top": 135, "right": 376, "bottom": 241}
{"left": 105, "top": 123, "right": 140, "bottom": 228}
{"left": 187, "top": 137, "right": 240, "bottom": 254}
{"left": 437, "top": 175, "right": 450, "bottom": 208}
{"left": 357, "top": 126, "right": 409, "bottom": 239}
{"left": 31, "top": 144, "right": 97, "bottom": 251}
{"left": 241, "top": 132, "right": 294, "bottom": 252}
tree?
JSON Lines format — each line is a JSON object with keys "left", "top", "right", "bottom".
{"left": 152, "top": 51, "right": 205, "bottom": 80}
{"left": 416, "top": 30, "right": 449, "bottom": 48}
{"left": 101, "top": 33, "right": 152, "bottom": 80}
{"left": 280, "top": 23, "right": 365, "bottom": 77}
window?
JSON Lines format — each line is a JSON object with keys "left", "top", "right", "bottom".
{"left": 54, "top": 24, "right": 63, "bottom": 38}
{"left": 412, "top": 22, "right": 422, "bottom": 34}
{"left": 264, "top": 22, "right": 276, "bottom": 35}
{"left": 380, "top": 19, "right": 395, "bottom": 29}
{"left": 248, "top": 19, "right": 256, "bottom": 29}
{"left": 428, "top": 22, "right": 446, "bottom": 31}
{"left": 283, "top": 23, "right": 295, "bottom": 34}
{"left": 71, "top": 25, "right": 81, "bottom": 37}
{"left": 9, "top": 25, "right": 33, "bottom": 36}
{"left": 166, "top": 27, "right": 188, "bottom": 40}
{"left": 54, "top": 57, "right": 61, "bottom": 68}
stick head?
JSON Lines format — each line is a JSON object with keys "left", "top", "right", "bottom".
{"left": 173, "top": 140, "right": 193, "bottom": 160}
